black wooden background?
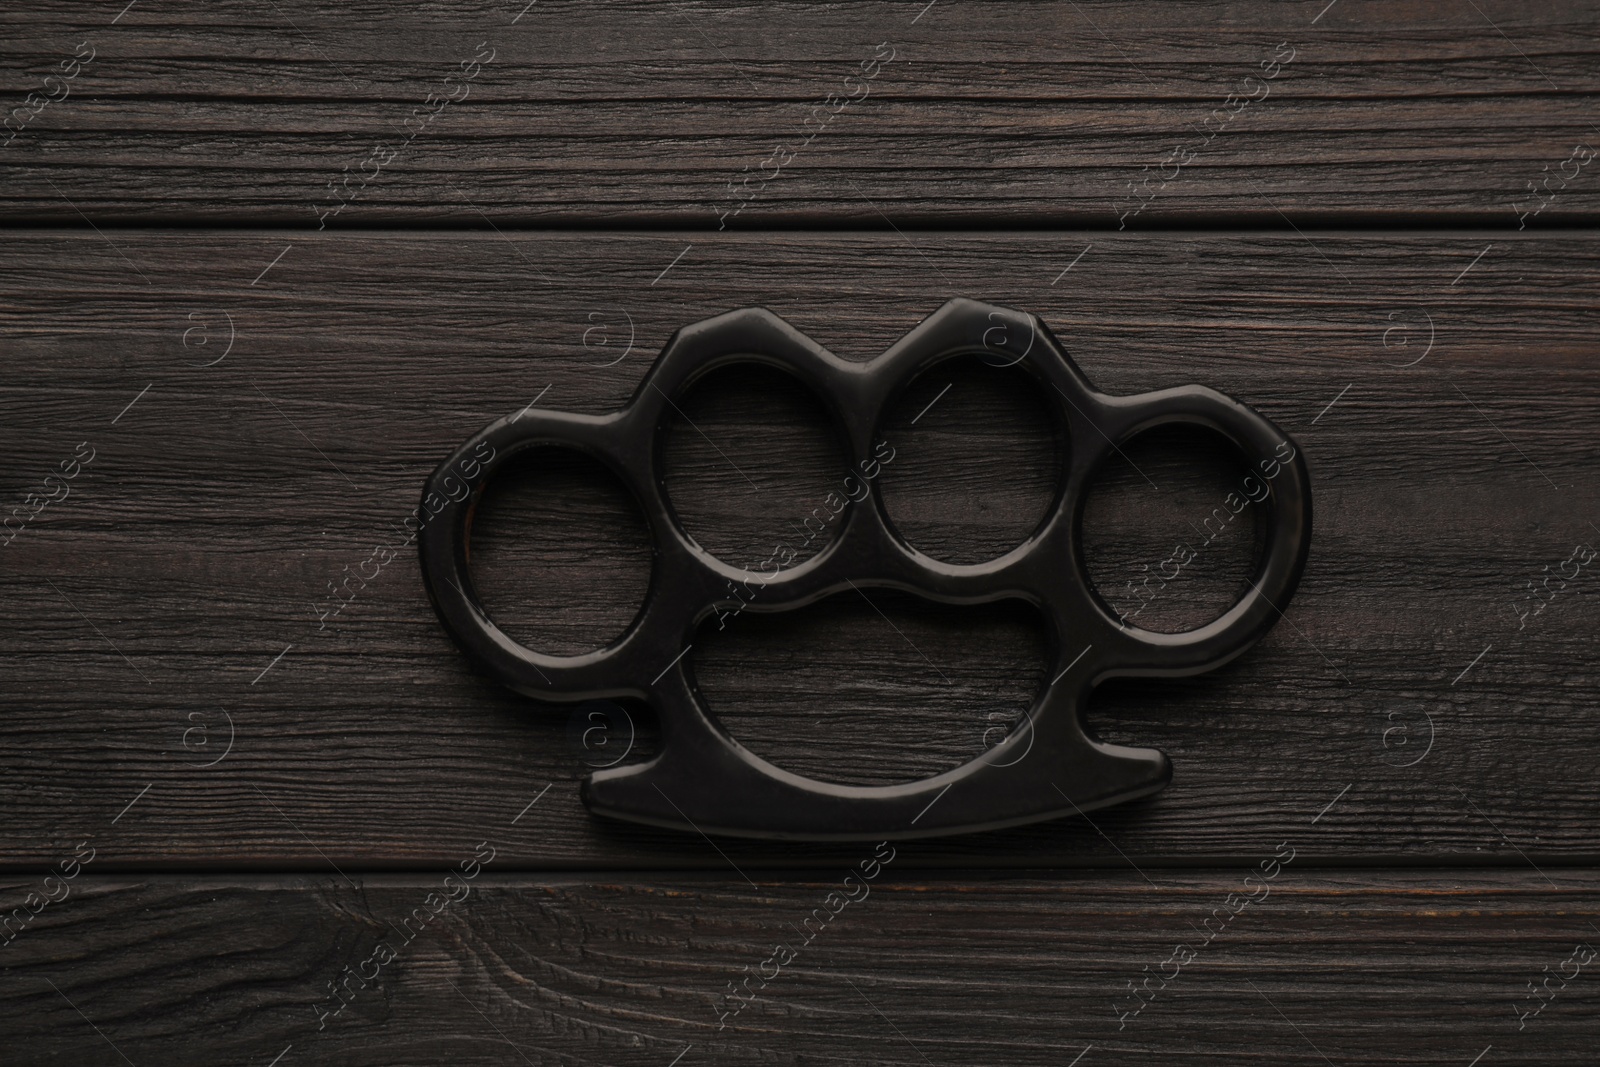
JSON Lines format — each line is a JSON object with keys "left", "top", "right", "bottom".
{"left": 2, "top": 2, "right": 1598, "bottom": 1064}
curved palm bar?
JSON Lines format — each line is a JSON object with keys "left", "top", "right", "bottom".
{"left": 418, "top": 299, "right": 1313, "bottom": 840}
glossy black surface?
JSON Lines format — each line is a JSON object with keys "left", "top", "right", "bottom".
{"left": 419, "top": 299, "right": 1312, "bottom": 840}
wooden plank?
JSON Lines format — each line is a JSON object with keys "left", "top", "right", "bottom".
{"left": 2, "top": 870, "right": 1597, "bottom": 1065}
{"left": 0, "top": 229, "right": 1596, "bottom": 867}
{"left": 3, "top": 1, "right": 1599, "bottom": 224}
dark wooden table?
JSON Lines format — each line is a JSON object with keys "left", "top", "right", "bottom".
{"left": 3, "top": 2, "right": 1598, "bottom": 1064}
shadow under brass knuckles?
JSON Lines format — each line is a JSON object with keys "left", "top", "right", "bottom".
{"left": 419, "top": 299, "right": 1312, "bottom": 841}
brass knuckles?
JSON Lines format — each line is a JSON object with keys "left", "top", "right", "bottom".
{"left": 419, "top": 299, "right": 1313, "bottom": 840}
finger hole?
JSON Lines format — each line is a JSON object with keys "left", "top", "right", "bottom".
{"left": 1079, "top": 425, "right": 1267, "bottom": 634}
{"left": 876, "top": 355, "right": 1064, "bottom": 565}
{"left": 659, "top": 363, "right": 850, "bottom": 572}
{"left": 467, "top": 447, "right": 653, "bottom": 656}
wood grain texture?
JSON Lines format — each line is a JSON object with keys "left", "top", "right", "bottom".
{"left": 0, "top": 229, "right": 1596, "bottom": 867}
{"left": 1, "top": 871, "right": 1597, "bottom": 1066}
{"left": 3, "top": 1, "right": 1600, "bottom": 224}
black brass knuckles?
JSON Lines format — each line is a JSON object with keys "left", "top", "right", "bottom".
{"left": 418, "top": 299, "right": 1312, "bottom": 841}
